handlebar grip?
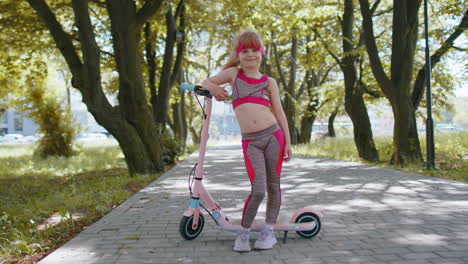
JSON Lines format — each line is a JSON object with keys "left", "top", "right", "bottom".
{"left": 180, "top": 82, "right": 212, "bottom": 98}
{"left": 181, "top": 82, "right": 196, "bottom": 91}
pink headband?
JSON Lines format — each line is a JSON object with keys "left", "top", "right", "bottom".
{"left": 236, "top": 42, "right": 265, "bottom": 56}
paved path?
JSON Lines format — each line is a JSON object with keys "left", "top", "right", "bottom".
{"left": 39, "top": 145, "right": 468, "bottom": 264}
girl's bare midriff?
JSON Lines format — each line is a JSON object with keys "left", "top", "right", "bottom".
{"left": 234, "top": 103, "right": 278, "bottom": 133}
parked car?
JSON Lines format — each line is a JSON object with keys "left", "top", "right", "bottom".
{"left": 0, "top": 133, "right": 25, "bottom": 143}
{"left": 76, "top": 133, "right": 108, "bottom": 142}
{"left": 435, "top": 124, "right": 463, "bottom": 132}
{"left": 22, "top": 135, "right": 39, "bottom": 143}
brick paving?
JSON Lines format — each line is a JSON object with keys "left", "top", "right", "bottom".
{"left": 39, "top": 145, "right": 468, "bottom": 264}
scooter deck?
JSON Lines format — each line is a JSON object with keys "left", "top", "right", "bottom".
{"left": 227, "top": 212, "right": 291, "bottom": 226}
{"left": 215, "top": 211, "right": 316, "bottom": 232}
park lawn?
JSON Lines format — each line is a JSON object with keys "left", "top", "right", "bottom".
{"left": 293, "top": 131, "right": 468, "bottom": 183}
{"left": 0, "top": 140, "right": 196, "bottom": 263}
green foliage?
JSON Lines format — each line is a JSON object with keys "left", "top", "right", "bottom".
{"left": 160, "top": 130, "right": 183, "bottom": 166}
{"left": 295, "top": 136, "right": 359, "bottom": 161}
{"left": 20, "top": 77, "right": 79, "bottom": 158}
{"left": 0, "top": 142, "right": 151, "bottom": 262}
{"left": 0, "top": 139, "right": 198, "bottom": 262}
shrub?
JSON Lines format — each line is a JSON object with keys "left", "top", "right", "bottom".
{"left": 25, "top": 84, "right": 79, "bottom": 158}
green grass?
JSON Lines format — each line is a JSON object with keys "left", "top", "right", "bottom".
{"left": 0, "top": 140, "right": 197, "bottom": 263}
{"left": 294, "top": 131, "right": 468, "bottom": 183}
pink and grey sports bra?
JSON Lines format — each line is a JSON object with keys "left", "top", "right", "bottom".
{"left": 232, "top": 69, "right": 271, "bottom": 110}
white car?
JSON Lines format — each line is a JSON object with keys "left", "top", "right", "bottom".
{"left": 0, "top": 133, "right": 25, "bottom": 142}
{"left": 23, "top": 135, "right": 39, "bottom": 143}
{"left": 436, "top": 124, "right": 463, "bottom": 132}
{"left": 76, "top": 133, "right": 108, "bottom": 142}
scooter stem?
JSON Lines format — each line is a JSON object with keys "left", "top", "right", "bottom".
{"left": 194, "top": 97, "right": 212, "bottom": 181}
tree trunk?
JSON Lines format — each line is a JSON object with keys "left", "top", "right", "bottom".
{"left": 145, "top": 22, "right": 158, "bottom": 125}
{"left": 26, "top": 0, "right": 165, "bottom": 174}
{"left": 297, "top": 32, "right": 335, "bottom": 144}
{"left": 359, "top": 0, "right": 423, "bottom": 165}
{"left": 272, "top": 30, "right": 297, "bottom": 143}
{"left": 154, "top": 1, "right": 185, "bottom": 130}
{"left": 154, "top": 9, "right": 176, "bottom": 128}
{"left": 286, "top": 36, "right": 297, "bottom": 144}
{"left": 298, "top": 108, "right": 316, "bottom": 143}
{"left": 297, "top": 69, "right": 319, "bottom": 144}
{"left": 170, "top": 4, "right": 187, "bottom": 147}
{"left": 328, "top": 108, "right": 338, "bottom": 137}
{"left": 172, "top": 69, "right": 187, "bottom": 148}
{"left": 189, "top": 126, "right": 201, "bottom": 145}
{"left": 341, "top": 0, "right": 379, "bottom": 162}
{"left": 105, "top": 1, "right": 165, "bottom": 172}
{"left": 186, "top": 90, "right": 200, "bottom": 145}
{"left": 262, "top": 44, "right": 273, "bottom": 76}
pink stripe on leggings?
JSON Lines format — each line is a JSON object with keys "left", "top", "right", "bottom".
{"left": 273, "top": 129, "right": 285, "bottom": 178}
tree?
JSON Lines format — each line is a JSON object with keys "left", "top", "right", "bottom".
{"left": 25, "top": 0, "right": 165, "bottom": 174}
{"left": 359, "top": 0, "right": 466, "bottom": 165}
{"left": 359, "top": 0, "right": 424, "bottom": 165}
{"left": 338, "top": 0, "right": 380, "bottom": 162}
{"left": 153, "top": 0, "right": 186, "bottom": 129}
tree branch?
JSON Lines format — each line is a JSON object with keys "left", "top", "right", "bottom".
{"left": 412, "top": 9, "right": 468, "bottom": 109}
{"left": 452, "top": 46, "right": 466, "bottom": 52}
{"left": 314, "top": 29, "right": 342, "bottom": 68}
{"left": 319, "top": 63, "right": 337, "bottom": 86}
{"left": 136, "top": 0, "right": 164, "bottom": 27}
{"left": 296, "top": 74, "right": 307, "bottom": 100}
{"left": 170, "top": 2, "right": 186, "bottom": 86}
{"left": 272, "top": 41, "right": 288, "bottom": 89}
{"left": 358, "top": 0, "right": 392, "bottom": 96}
{"left": 71, "top": 1, "right": 99, "bottom": 75}
{"left": 370, "top": 0, "right": 382, "bottom": 14}
{"left": 361, "top": 81, "right": 383, "bottom": 98}
{"left": 174, "top": 0, "right": 185, "bottom": 20}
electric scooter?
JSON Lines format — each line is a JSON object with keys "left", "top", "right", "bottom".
{"left": 178, "top": 83, "right": 322, "bottom": 243}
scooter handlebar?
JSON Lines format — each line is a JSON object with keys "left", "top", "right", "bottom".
{"left": 181, "top": 83, "right": 196, "bottom": 91}
{"left": 181, "top": 82, "right": 212, "bottom": 98}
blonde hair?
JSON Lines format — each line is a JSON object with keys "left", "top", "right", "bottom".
{"left": 222, "top": 30, "right": 264, "bottom": 70}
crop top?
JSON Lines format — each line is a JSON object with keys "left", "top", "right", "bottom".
{"left": 232, "top": 69, "right": 271, "bottom": 110}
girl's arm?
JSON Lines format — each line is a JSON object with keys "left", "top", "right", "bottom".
{"left": 201, "top": 67, "right": 238, "bottom": 101}
{"left": 268, "top": 77, "right": 292, "bottom": 162}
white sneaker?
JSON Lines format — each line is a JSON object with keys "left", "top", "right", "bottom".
{"left": 233, "top": 228, "right": 251, "bottom": 252}
{"left": 254, "top": 225, "right": 277, "bottom": 250}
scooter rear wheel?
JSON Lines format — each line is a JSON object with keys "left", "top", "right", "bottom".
{"left": 295, "top": 212, "right": 321, "bottom": 238}
{"left": 179, "top": 215, "right": 204, "bottom": 240}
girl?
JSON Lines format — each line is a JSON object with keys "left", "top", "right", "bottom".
{"left": 200, "top": 30, "right": 292, "bottom": 252}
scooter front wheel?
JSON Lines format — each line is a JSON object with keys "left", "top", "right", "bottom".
{"left": 179, "top": 215, "right": 205, "bottom": 240}
{"left": 295, "top": 212, "right": 321, "bottom": 238}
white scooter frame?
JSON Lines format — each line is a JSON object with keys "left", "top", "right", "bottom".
{"left": 179, "top": 83, "right": 322, "bottom": 242}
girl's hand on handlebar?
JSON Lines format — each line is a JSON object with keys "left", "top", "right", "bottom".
{"left": 202, "top": 84, "right": 229, "bottom": 101}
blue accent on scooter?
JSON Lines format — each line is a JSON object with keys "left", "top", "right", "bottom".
{"left": 212, "top": 211, "right": 221, "bottom": 219}
{"left": 185, "top": 215, "right": 203, "bottom": 238}
{"left": 181, "top": 82, "right": 196, "bottom": 91}
{"left": 190, "top": 198, "right": 200, "bottom": 208}
{"left": 296, "top": 215, "right": 320, "bottom": 236}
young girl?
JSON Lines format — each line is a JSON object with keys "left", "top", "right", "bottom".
{"left": 200, "top": 30, "right": 292, "bottom": 252}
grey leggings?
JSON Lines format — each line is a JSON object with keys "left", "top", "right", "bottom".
{"left": 241, "top": 123, "right": 285, "bottom": 228}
